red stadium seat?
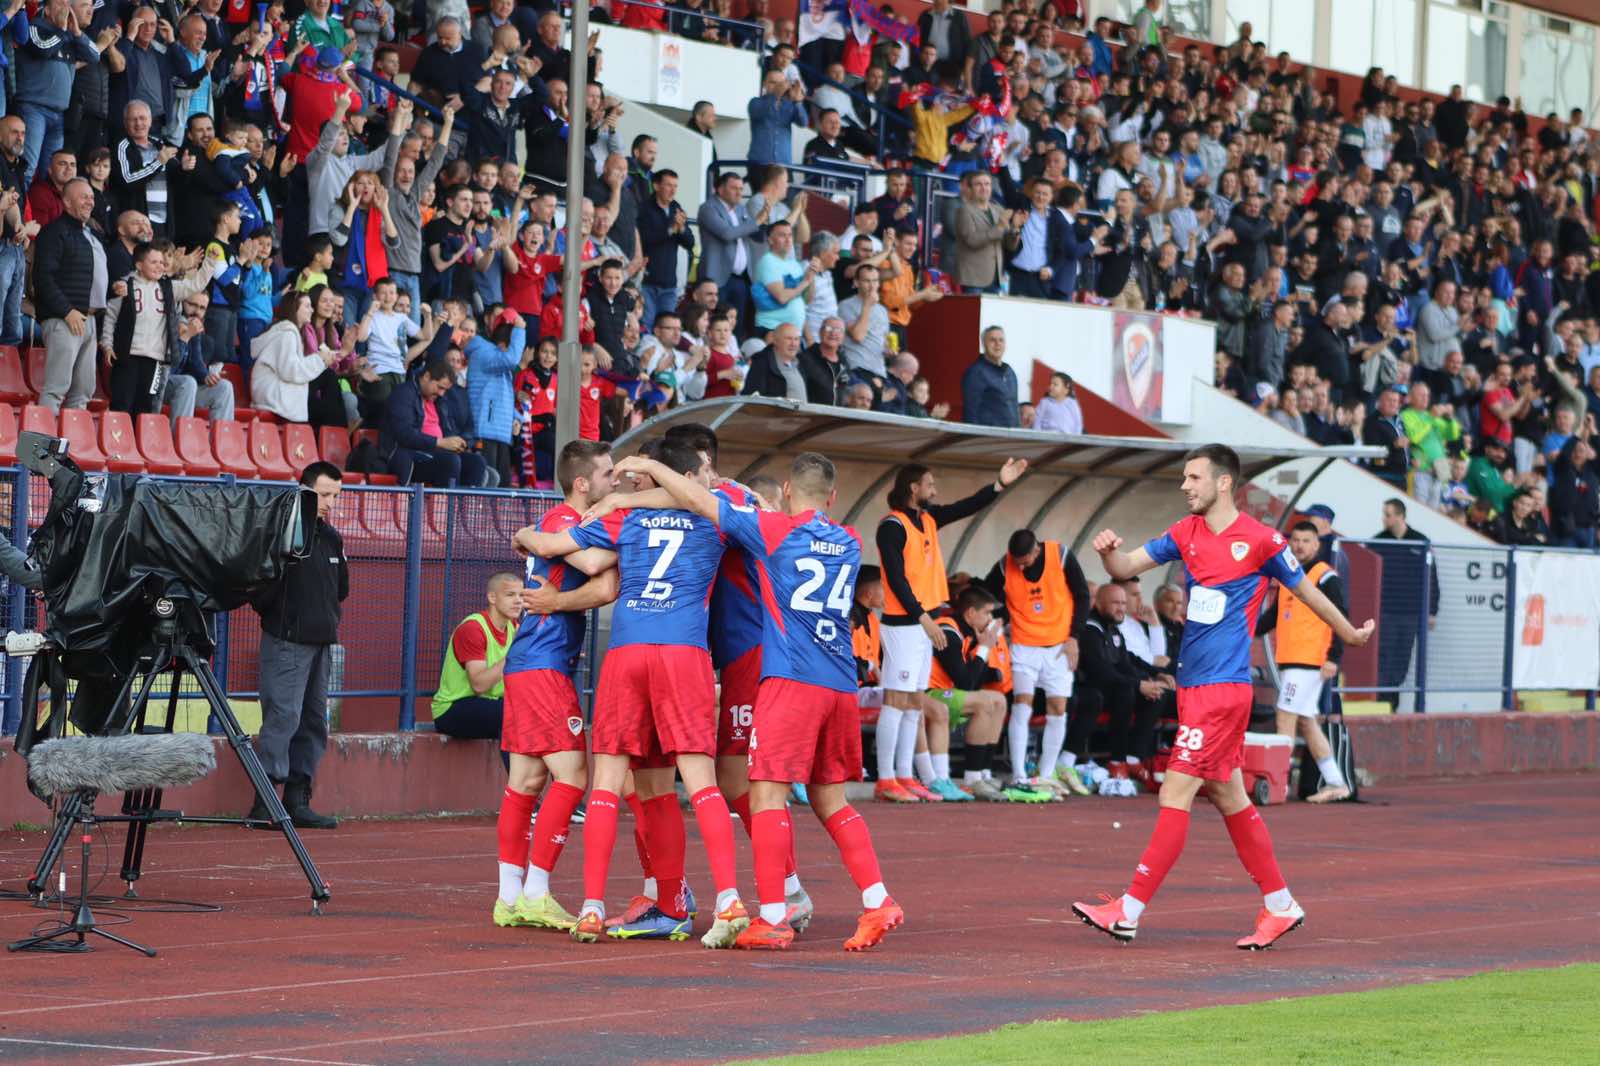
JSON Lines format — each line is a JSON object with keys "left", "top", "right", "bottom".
{"left": 354, "top": 429, "right": 398, "bottom": 485}
{"left": 282, "top": 423, "right": 319, "bottom": 476}
{"left": 0, "top": 404, "right": 17, "bottom": 464}
{"left": 0, "top": 346, "right": 31, "bottom": 404}
{"left": 58, "top": 410, "right": 108, "bottom": 471}
{"left": 21, "top": 348, "right": 46, "bottom": 395}
{"left": 221, "top": 363, "right": 251, "bottom": 407}
{"left": 317, "top": 426, "right": 362, "bottom": 483}
{"left": 174, "top": 416, "right": 223, "bottom": 476}
{"left": 135, "top": 414, "right": 189, "bottom": 475}
{"left": 20, "top": 403, "right": 55, "bottom": 438}
{"left": 210, "top": 420, "right": 258, "bottom": 478}
{"left": 97, "top": 411, "right": 146, "bottom": 473}
{"left": 246, "top": 420, "right": 295, "bottom": 480}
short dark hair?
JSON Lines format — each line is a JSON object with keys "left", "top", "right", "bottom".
{"left": 1385, "top": 497, "right": 1407, "bottom": 517}
{"left": 652, "top": 168, "right": 679, "bottom": 183}
{"left": 663, "top": 423, "right": 718, "bottom": 465}
{"left": 556, "top": 439, "right": 611, "bottom": 495}
{"left": 1183, "top": 443, "right": 1241, "bottom": 485}
{"left": 857, "top": 563, "right": 881, "bottom": 587}
{"left": 600, "top": 258, "right": 625, "bottom": 274}
{"left": 300, "top": 461, "right": 342, "bottom": 487}
{"left": 421, "top": 359, "right": 457, "bottom": 385}
{"left": 642, "top": 437, "right": 703, "bottom": 477}
{"left": 748, "top": 473, "right": 782, "bottom": 503}
{"left": 630, "top": 133, "right": 655, "bottom": 153}
{"left": 1008, "top": 529, "right": 1037, "bottom": 559}
{"left": 714, "top": 170, "right": 742, "bottom": 190}
{"left": 955, "top": 584, "right": 997, "bottom": 616}
{"left": 1289, "top": 520, "right": 1319, "bottom": 537}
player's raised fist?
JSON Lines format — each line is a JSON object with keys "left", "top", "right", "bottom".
{"left": 1347, "top": 619, "right": 1376, "bottom": 646}
{"left": 1092, "top": 529, "right": 1123, "bottom": 554}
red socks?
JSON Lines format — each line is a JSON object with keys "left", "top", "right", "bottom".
{"left": 496, "top": 788, "right": 535, "bottom": 866}
{"left": 624, "top": 791, "right": 653, "bottom": 879}
{"left": 528, "top": 781, "right": 582, "bottom": 873}
{"left": 751, "top": 808, "right": 791, "bottom": 909}
{"left": 643, "top": 795, "right": 689, "bottom": 918}
{"left": 1224, "top": 805, "right": 1288, "bottom": 896}
{"left": 689, "top": 786, "right": 739, "bottom": 899}
{"left": 823, "top": 805, "right": 883, "bottom": 893}
{"left": 731, "top": 790, "right": 799, "bottom": 876}
{"left": 1128, "top": 806, "right": 1190, "bottom": 905}
{"left": 581, "top": 789, "right": 621, "bottom": 904}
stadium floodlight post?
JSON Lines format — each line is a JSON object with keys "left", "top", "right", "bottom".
{"left": 555, "top": 2, "right": 591, "bottom": 458}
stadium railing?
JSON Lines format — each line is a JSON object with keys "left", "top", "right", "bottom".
{"left": 0, "top": 470, "right": 599, "bottom": 737}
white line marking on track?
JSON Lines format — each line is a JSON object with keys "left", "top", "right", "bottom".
{"left": 0, "top": 1036, "right": 212, "bottom": 1055}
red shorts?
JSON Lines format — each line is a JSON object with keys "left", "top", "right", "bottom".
{"left": 1170, "top": 682, "right": 1253, "bottom": 781}
{"left": 501, "top": 669, "right": 586, "bottom": 757}
{"left": 717, "top": 646, "right": 763, "bottom": 757}
{"left": 747, "top": 677, "right": 863, "bottom": 786}
{"left": 591, "top": 644, "right": 718, "bottom": 765}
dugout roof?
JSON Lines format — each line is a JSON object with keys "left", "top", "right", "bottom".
{"left": 617, "top": 398, "right": 1382, "bottom": 573}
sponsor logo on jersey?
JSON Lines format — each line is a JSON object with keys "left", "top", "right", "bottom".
{"left": 1230, "top": 540, "right": 1249, "bottom": 561}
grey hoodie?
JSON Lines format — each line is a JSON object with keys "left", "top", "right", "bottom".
{"left": 382, "top": 132, "right": 448, "bottom": 275}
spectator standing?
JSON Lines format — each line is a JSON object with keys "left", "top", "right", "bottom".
{"left": 32, "top": 179, "right": 107, "bottom": 413}
{"left": 752, "top": 219, "right": 814, "bottom": 334}
{"left": 102, "top": 242, "right": 220, "bottom": 414}
{"left": 803, "top": 231, "right": 843, "bottom": 344}
{"left": 0, "top": 116, "right": 29, "bottom": 346}
{"left": 1548, "top": 436, "right": 1600, "bottom": 548}
{"left": 747, "top": 68, "right": 807, "bottom": 165}
{"left": 696, "top": 170, "right": 765, "bottom": 327}
{"left": 798, "top": 317, "right": 851, "bottom": 404}
{"left": 1400, "top": 382, "right": 1462, "bottom": 505}
{"left": 1007, "top": 178, "right": 1065, "bottom": 300}
{"left": 1415, "top": 279, "right": 1461, "bottom": 372}
{"left": 1363, "top": 385, "right": 1410, "bottom": 487}
{"left": 14, "top": 0, "right": 99, "bottom": 183}
{"left": 953, "top": 171, "right": 1007, "bottom": 294}
{"left": 1370, "top": 498, "right": 1439, "bottom": 711}
{"left": 636, "top": 168, "right": 694, "bottom": 331}
{"left": 465, "top": 311, "right": 526, "bottom": 487}
{"left": 308, "top": 91, "right": 392, "bottom": 242}
{"left": 962, "top": 326, "right": 1019, "bottom": 428}
{"left": 1035, "top": 372, "right": 1083, "bottom": 433}
{"left": 383, "top": 100, "right": 454, "bottom": 320}
{"left": 837, "top": 262, "right": 890, "bottom": 388}
{"left": 1247, "top": 299, "right": 1294, "bottom": 391}
{"left": 917, "top": 0, "right": 971, "bottom": 65}
{"left": 1096, "top": 189, "right": 1153, "bottom": 309}
{"left": 247, "top": 460, "right": 347, "bottom": 830}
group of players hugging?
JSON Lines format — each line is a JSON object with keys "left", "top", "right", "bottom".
{"left": 493, "top": 427, "right": 1372, "bottom": 952}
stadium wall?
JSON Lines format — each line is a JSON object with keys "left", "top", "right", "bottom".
{"left": 2, "top": 712, "right": 1591, "bottom": 824}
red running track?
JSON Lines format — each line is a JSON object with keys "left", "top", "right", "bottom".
{"left": 0, "top": 772, "right": 1596, "bottom": 1065}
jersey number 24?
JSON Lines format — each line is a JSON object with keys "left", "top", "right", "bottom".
{"left": 790, "top": 559, "right": 853, "bottom": 642}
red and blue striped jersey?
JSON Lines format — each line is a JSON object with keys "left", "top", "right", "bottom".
{"left": 1143, "top": 513, "right": 1303, "bottom": 687}
{"left": 716, "top": 498, "right": 862, "bottom": 694}
{"left": 505, "top": 504, "right": 588, "bottom": 676}
{"left": 568, "top": 505, "right": 725, "bottom": 650}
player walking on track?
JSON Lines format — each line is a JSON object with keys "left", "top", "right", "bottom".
{"left": 1258, "top": 520, "right": 1353, "bottom": 803}
{"left": 876, "top": 459, "right": 1027, "bottom": 802}
{"left": 518, "top": 439, "right": 750, "bottom": 947}
{"left": 495, "top": 441, "right": 620, "bottom": 931}
{"left": 613, "top": 450, "right": 904, "bottom": 952}
{"left": 1072, "top": 445, "right": 1374, "bottom": 949}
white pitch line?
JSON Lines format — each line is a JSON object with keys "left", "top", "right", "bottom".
{"left": 0, "top": 1036, "right": 213, "bottom": 1055}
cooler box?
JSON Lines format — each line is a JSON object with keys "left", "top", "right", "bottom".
{"left": 1242, "top": 732, "right": 1294, "bottom": 805}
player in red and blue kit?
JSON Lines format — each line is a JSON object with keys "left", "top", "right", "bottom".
{"left": 518, "top": 438, "right": 750, "bottom": 948}
{"left": 494, "top": 441, "right": 619, "bottom": 933}
{"left": 1073, "top": 445, "right": 1374, "bottom": 950}
{"left": 610, "top": 450, "right": 904, "bottom": 953}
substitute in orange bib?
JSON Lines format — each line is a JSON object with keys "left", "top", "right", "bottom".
{"left": 1257, "top": 521, "right": 1352, "bottom": 804}
{"left": 984, "top": 529, "right": 1090, "bottom": 799}
{"left": 873, "top": 459, "right": 1026, "bottom": 803}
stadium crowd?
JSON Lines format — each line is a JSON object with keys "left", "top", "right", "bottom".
{"left": 0, "top": 0, "right": 1596, "bottom": 545}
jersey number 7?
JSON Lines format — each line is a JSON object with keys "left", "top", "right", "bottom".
{"left": 642, "top": 527, "right": 683, "bottom": 601}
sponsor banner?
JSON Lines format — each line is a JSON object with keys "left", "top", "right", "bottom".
{"left": 1511, "top": 551, "right": 1600, "bottom": 689}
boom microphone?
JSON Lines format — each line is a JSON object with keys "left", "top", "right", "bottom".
{"left": 25, "top": 734, "right": 217, "bottom": 797}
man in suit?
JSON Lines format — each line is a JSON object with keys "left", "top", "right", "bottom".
{"left": 1050, "top": 186, "right": 1106, "bottom": 301}
{"left": 953, "top": 171, "right": 1008, "bottom": 294}
{"left": 696, "top": 170, "right": 766, "bottom": 331}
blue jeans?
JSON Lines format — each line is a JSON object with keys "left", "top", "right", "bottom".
{"left": 341, "top": 285, "right": 374, "bottom": 330}
{"left": 388, "top": 447, "right": 489, "bottom": 487}
{"left": 0, "top": 242, "right": 24, "bottom": 345}
{"left": 18, "top": 101, "right": 64, "bottom": 186}
{"left": 640, "top": 284, "right": 679, "bottom": 332}
{"left": 392, "top": 271, "right": 422, "bottom": 325}
{"left": 237, "top": 317, "right": 267, "bottom": 378}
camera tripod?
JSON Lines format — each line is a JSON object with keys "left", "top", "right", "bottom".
{"left": 24, "top": 614, "right": 332, "bottom": 914}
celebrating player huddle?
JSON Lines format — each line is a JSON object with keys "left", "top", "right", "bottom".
{"left": 504, "top": 427, "right": 899, "bottom": 951}
{"left": 492, "top": 436, "right": 1373, "bottom": 956}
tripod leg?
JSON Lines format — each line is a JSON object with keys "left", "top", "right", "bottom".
{"left": 26, "top": 791, "right": 82, "bottom": 898}
{"left": 121, "top": 664, "right": 184, "bottom": 892}
{"left": 188, "top": 651, "right": 332, "bottom": 910}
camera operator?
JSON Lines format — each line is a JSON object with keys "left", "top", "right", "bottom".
{"left": 248, "top": 461, "right": 348, "bottom": 830}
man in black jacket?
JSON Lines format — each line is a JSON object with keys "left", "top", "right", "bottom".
{"left": 1074, "top": 583, "right": 1174, "bottom": 793}
{"left": 1362, "top": 384, "right": 1410, "bottom": 487}
{"left": 33, "top": 178, "right": 108, "bottom": 413}
{"left": 381, "top": 360, "right": 489, "bottom": 487}
{"left": 740, "top": 322, "right": 816, "bottom": 403}
{"left": 249, "top": 461, "right": 348, "bottom": 829}
{"left": 1371, "top": 498, "right": 1440, "bottom": 710}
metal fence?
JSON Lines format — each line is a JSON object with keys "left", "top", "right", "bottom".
{"left": 1310, "top": 538, "right": 1598, "bottom": 713}
{"left": 0, "top": 468, "right": 599, "bottom": 736}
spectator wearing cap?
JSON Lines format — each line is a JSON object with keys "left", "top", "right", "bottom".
{"left": 1363, "top": 385, "right": 1410, "bottom": 488}
{"left": 962, "top": 326, "right": 1019, "bottom": 428}
{"left": 1290, "top": 296, "right": 1353, "bottom": 400}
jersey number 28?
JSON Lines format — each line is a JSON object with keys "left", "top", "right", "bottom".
{"left": 790, "top": 559, "right": 853, "bottom": 642}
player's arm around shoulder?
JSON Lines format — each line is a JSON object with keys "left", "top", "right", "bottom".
{"left": 611, "top": 456, "right": 720, "bottom": 522}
